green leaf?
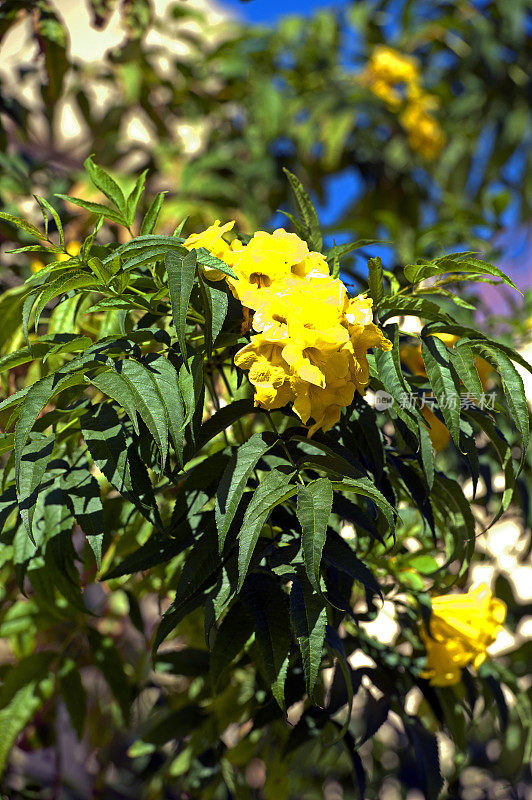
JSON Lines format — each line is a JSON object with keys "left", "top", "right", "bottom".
{"left": 282, "top": 168, "right": 322, "bottom": 252}
{"left": 81, "top": 402, "right": 162, "bottom": 529}
{"left": 448, "top": 341, "right": 484, "bottom": 399}
{"left": 146, "top": 356, "right": 185, "bottom": 467}
{"left": 32, "top": 271, "right": 99, "bottom": 331}
{"left": 297, "top": 477, "right": 333, "bottom": 593}
{"left": 367, "top": 256, "right": 384, "bottom": 306}
{"left": 91, "top": 370, "right": 140, "bottom": 434}
{"left": 140, "top": 191, "right": 166, "bottom": 235}
{"left": 17, "top": 434, "right": 54, "bottom": 542}
{"left": 34, "top": 195, "right": 65, "bottom": 249}
{"left": 238, "top": 468, "right": 296, "bottom": 590}
{"left": 470, "top": 342, "right": 529, "bottom": 470}
{"left": 55, "top": 194, "right": 126, "bottom": 225}
{"left": 0, "top": 212, "right": 43, "bottom": 241}
{"left": 61, "top": 462, "right": 104, "bottom": 568}
{"left": 290, "top": 574, "right": 327, "bottom": 701}
{"left": 379, "top": 296, "right": 454, "bottom": 324}
{"left": 14, "top": 372, "right": 87, "bottom": 498}
{"left": 197, "top": 274, "right": 229, "bottom": 356}
{"left": 0, "top": 653, "right": 55, "bottom": 775}
{"left": 405, "top": 720, "right": 443, "bottom": 800}
{"left": 322, "top": 533, "right": 382, "bottom": 599}
{"left": 215, "top": 433, "right": 272, "bottom": 551}
{"left": 121, "top": 359, "right": 169, "bottom": 469}
{"left": 166, "top": 249, "right": 197, "bottom": 363}
{"left": 87, "top": 256, "right": 113, "bottom": 285}
{"left": 243, "top": 573, "right": 291, "bottom": 710}
{"left": 404, "top": 255, "right": 520, "bottom": 294}
{"left": 195, "top": 398, "right": 256, "bottom": 453}
{"left": 84, "top": 156, "right": 126, "bottom": 214}
{"left": 210, "top": 601, "right": 254, "bottom": 688}
{"left": 126, "top": 169, "right": 147, "bottom": 225}
{"left": 329, "top": 477, "right": 396, "bottom": 534}
{"left": 421, "top": 335, "right": 461, "bottom": 447}
{"left": 179, "top": 352, "right": 205, "bottom": 430}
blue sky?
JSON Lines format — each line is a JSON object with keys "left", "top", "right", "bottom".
{"left": 220, "top": 0, "right": 339, "bottom": 23}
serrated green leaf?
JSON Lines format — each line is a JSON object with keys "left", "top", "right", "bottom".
{"left": 329, "top": 476, "right": 396, "bottom": 534}
{"left": 84, "top": 156, "right": 126, "bottom": 214}
{"left": 367, "top": 256, "right": 384, "bottom": 306}
{"left": 404, "top": 255, "right": 520, "bottom": 294}
{"left": 81, "top": 402, "right": 162, "bottom": 529}
{"left": 282, "top": 168, "right": 322, "bottom": 252}
{"left": 33, "top": 271, "right": 99, "bottom": 331}
{"left": 55, "top": 194, "right": 126, "bottom": 225}
{"left": 210, "top": 601, "right": 254, "bottom": 688}
{"left": 126, "top": 169, "right": 147, "bottom": 225}
{"left": 470, "top": 342, "right": 529, "bottom": 470}
{"left": 14, "top": 372, "right": 87, "bottom": 501}
{"left": 91, "top": 370, "right": 140, "bottom": 434}
{"left": 146, "top": 356, "right": 185, "bottom": 465}
{"left": 140, "top": 191, "right": 166, "bottom": 235}
{"left": 17, "top": 434, "right": 54, "bottom": 542}
{"left": 297, "top": 477, "right": 332, "bottom": 593}
{"left": 243, "top": 573, "right": 291, "bottom": 709}
{"left": 61, "top": 461, "right": 104, "bottom": 568}
{"left": 215, "top": 433, "right": 272, "bottom": 551}
{"left": 421, "top": 335, "right": 461, "bottom": 446}
{"left": 449, "top": 341, "right": 484, "bottom": 399}
{"left": 238, "top": 468, "right": 296, "bottom": 590}
{"left": 0, "top": 212, "right": 43, "bottom": 240}
{"left": 166, "top": 249, "right": 197, "bottom": 363}
{"left": 379, "top": 296, "right": 454, "bottom": 324}
{"left": 290, "top": 574, "right": 327, "bottom": 701}
{"left": 121, "top": 359, "right": 169, "bottom": 469}
{"left": 34, "top": 195, "right": 64, "bottom": 249}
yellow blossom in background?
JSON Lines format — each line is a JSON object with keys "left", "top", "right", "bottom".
{"left": 189, "top": 221, "right": 392, "bottom": 434}
{"left": 360, "top": 45, "right": 445, "bottom": 159}
{"left": 30, "top": 240, "right": 81, "bottom": 274}
{"left": 421, "top": 584, "right": 506, "bottom": 686}
{"left": 400, "top": 99, "right": 446, "bottom": 160}
{"left": 57, "top": 240, "right": 82, "bottom": 262}
{"left": 360, "top": 46, "right": 419, "bottom": 109}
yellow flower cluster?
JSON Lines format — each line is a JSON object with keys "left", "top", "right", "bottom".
{"left": 421, "top": 584, "right": 506, "bottom": 686}
{"left": 184, "top": 222, "right": 392, "bottom": 435}
{"left": 360, "top": 45, "right": 445, "bottom": 160}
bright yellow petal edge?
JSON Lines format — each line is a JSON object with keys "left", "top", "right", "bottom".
{"left": 185, "top": 224, "right": 392, "bottom": 435}
{"left": 421, "top": 584, "right": 506, "bottom": 686}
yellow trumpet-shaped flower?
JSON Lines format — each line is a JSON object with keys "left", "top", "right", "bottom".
{"left": 184, "top": 220, "right": 237, "bottom": 280}
{"left": 184, "top": 221, "right": 392, "bottom": 435}
{"left": 421, "top": 584, "right": 506, "bottom": 686}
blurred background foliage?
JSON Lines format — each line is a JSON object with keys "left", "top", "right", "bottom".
{"left": 0, "top": 0, "right": 531, "bottom": 798}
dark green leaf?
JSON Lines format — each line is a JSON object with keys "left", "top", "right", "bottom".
{"left": 297, "top": 478, "right": 333, "bottom": 592}
{"left": 216, "top": 433, "right": 272, "bottom": 550}
{"left": 290, "top": 574, "right": 327, "bottom": 700}
{"left": 166, "top": 249, "right": 197, "bottom": 363}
